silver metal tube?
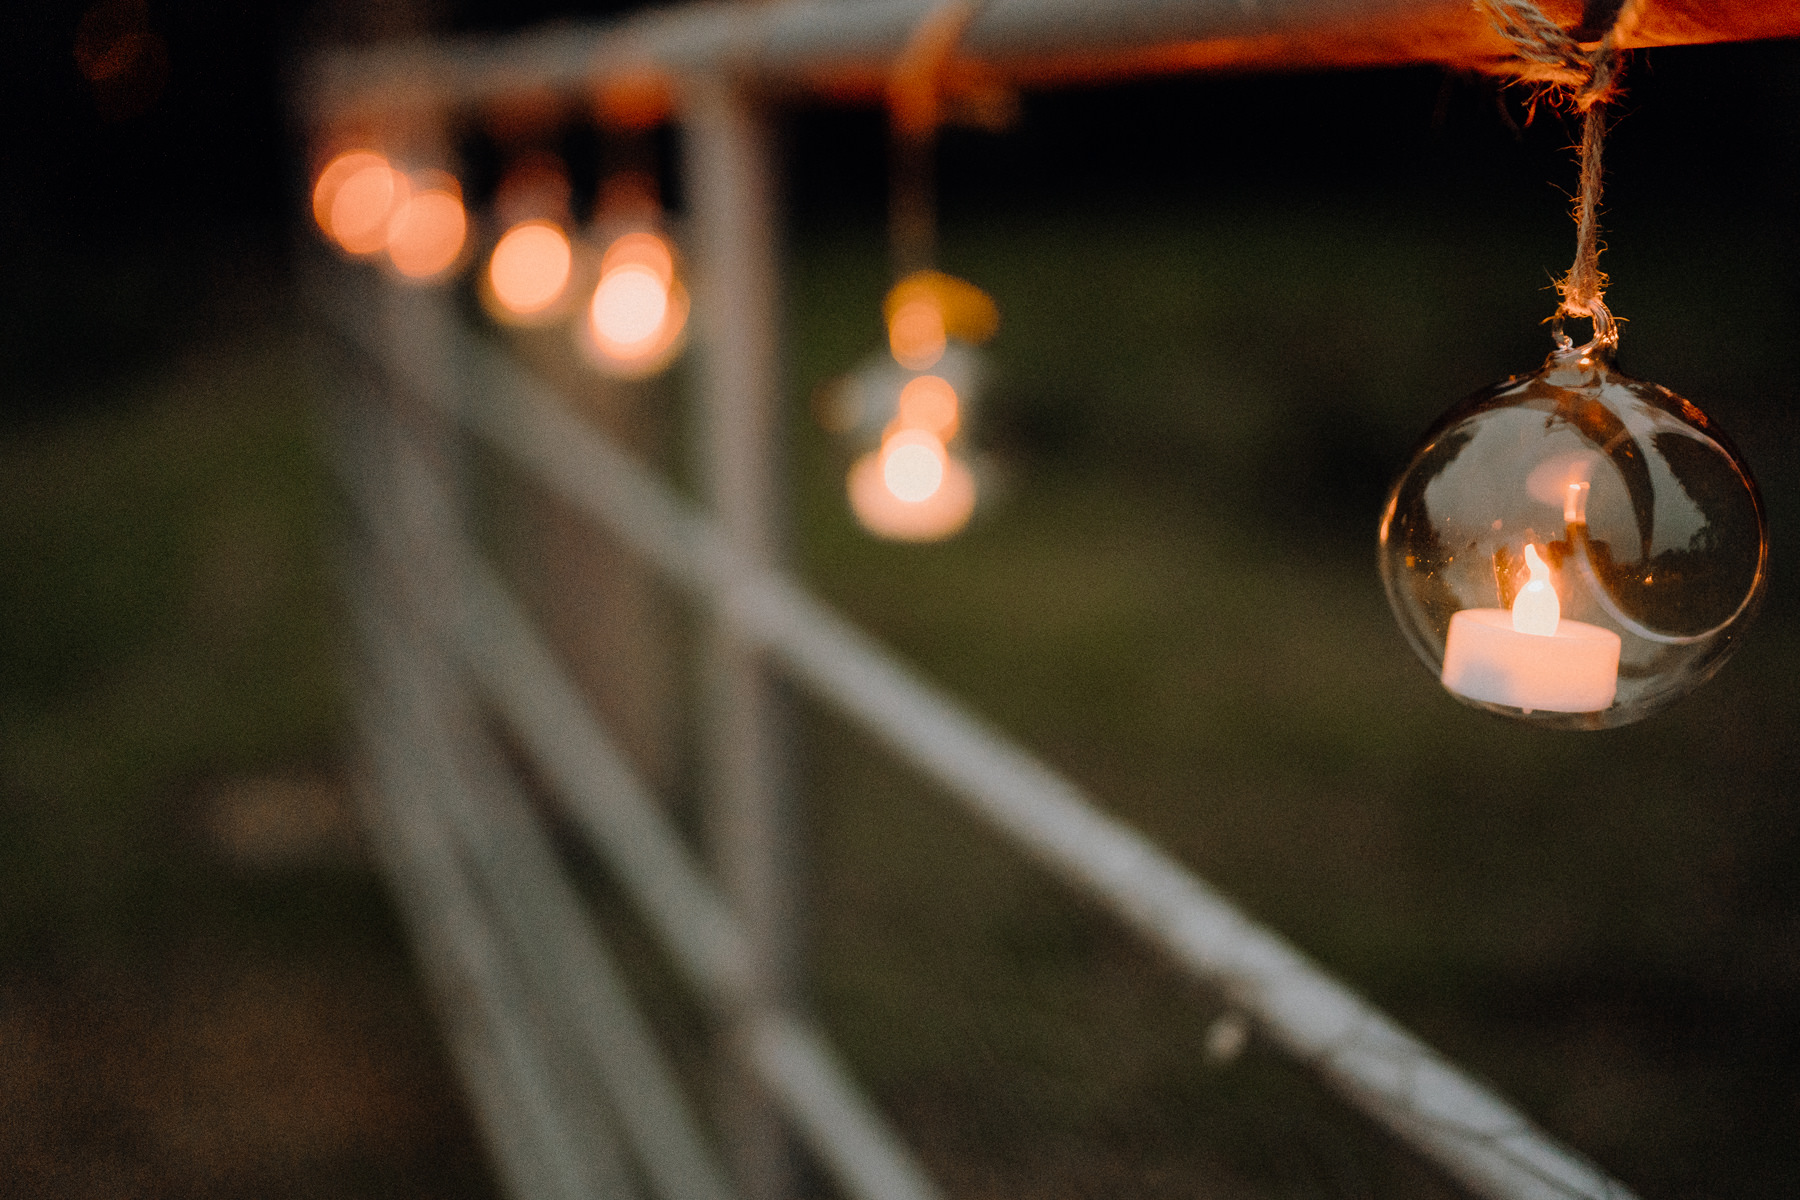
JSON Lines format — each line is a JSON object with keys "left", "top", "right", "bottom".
{"left": 683, "top": 75, "right": 799, "bottom": 1200}
{"left": 297, "top": 0, "right": 1800, "bottom": 126}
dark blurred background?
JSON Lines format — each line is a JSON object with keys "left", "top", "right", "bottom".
{"left": 2, "top": 1, "right": 1797, "bottom": 1197}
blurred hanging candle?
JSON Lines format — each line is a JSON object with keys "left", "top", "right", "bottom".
{"left": 487, "top": 220, "right": 574, "bottom": 319}
{"left": 831, "top": 270, "right": 998, "bottom": 543}
{"left": 385, "top": 169, "right": 468, "bottom": 280}
{"left": 579, "top": 173, "right": 689, "bottom": 378}
{"left": 312, "top": 149, "right": 406, "bottom": 256}
{"left": 481, "top": 154, "right": 578, "bottom": 325}
{"left": 1378, "top": 3, "right": 1767, "bottom": 728}
{"left": 835, "top": 2, "right": 1005, "bottom": 544}
{"left": 884, "top": 270, "right": 998, "bottom": 371}
{"left": 848, "top": 428, "right": 978, "bottom": 542}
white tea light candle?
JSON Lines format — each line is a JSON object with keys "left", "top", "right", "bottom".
{"left": 1440, "top": 546, "right": 1620, "bottom": 713}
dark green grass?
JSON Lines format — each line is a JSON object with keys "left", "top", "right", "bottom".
{"left": 0, "top": 311, "right": 495, "bottom": 1198}
{"left": 0, "top": 333, "right": 342, "bottom": 956}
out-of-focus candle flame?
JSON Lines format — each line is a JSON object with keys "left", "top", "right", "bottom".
{"left": 1512, "top": 544, "right": 1560, "bottom": 636}
{"left": 888, "top": 299, "right": 947, "bottom": 370}
{"left": 312, "top": 150, "right": 386, "bottom": 240}
{"left": 894, "top": 374, "right": 959, "bottom": 440}
{"left": 328, "top": 158, "right": 407, "bottom": 255}
{"left": 847, "top": 430, "right": 976, "bottom": 542}
{"left": 881, "top": 430, "right": 947, "bottom": 502}
{"left": 882, "top": 269, "right": 1000, "bottom": 371}
{"left": 592, "top": 266, "right": 670, "bottom": 346}
{"left": 583, "top": 230, "right": 687, "bottom": 375}
{"left": 601, "top": 230, "right": 673, "bottom": 284}
{"left": 386, "top": 180, "right": 467, "bottom": 279}
{"left": 489, "top": 220, "right": 572, "bottom": 315}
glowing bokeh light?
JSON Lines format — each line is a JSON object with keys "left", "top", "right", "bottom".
{"left": 591, "top": 266, "right": 670, "bottom": 348}
{"left": 894, "top": 374, "right": 959, "bottom": 440}
{"left": 601, "top": 230, "right": 674, "bottom": 282}
{"left": 582, "top": 230, "right": 688, "bottom": 375}
{"left": 884, "top": 270, "right": 999, "bottom": 347}
{"left": 848, "top": 433, "right": 976, "bottom": 542}
{"left": 888, "top": 299, "right": 947, "bottom": 370}
{"left": 882, "top": 434, "right": 947, "bottom": 502}
{"left": 386, "top": 186, "right": 467, "bottom": 279}
{"left": 329, "top": 161, "right": 406, "bottom": 255}
{"left": 311, "top": 150, "right": 384, "bottom": 238}
{"left": 489, "top": 220, "right": 573, "bottom": 315}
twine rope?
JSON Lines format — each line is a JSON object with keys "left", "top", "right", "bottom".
{"left": 1476, "top": 0, "right": 1632, "bottom": 322}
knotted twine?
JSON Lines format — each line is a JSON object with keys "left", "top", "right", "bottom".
{"left": 1476, "top": 0, "right": 1632, "bottom": 324}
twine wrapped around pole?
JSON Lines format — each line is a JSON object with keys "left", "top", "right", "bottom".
{"left": 1477, "top": 0, "right": 1634, "bottom": 322}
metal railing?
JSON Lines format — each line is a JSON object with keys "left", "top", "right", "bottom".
{"left": 316, "top": 263, "right": 1634, "bottom": 1200}
{"left": 300, "top": 3, "right": 1800, "bottom": 1198}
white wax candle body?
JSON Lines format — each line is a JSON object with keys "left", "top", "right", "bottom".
{"left": 1440, "top": 608, "right": 1622, "bottom": 713}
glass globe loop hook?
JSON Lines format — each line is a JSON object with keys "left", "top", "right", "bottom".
{"left": 1549, "top": 297, "right": 1618, "bottom": 361}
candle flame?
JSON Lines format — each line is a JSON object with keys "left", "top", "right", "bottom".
{"left": 1512, "top": 544, "right": 1561, "bottom": 637}
{"left": 386, "top": 182, "right": 467, "bottom": 279}
{"left": 880, "top": 430, "right": 948, "bottom": 503}
{"left": 889, "top": 299, "right": 947, "bottom": 370}
{"left": 847, "top": 434, "right": 976, "bottom": 541}
{"left": 582, "top": 230, "right": 688, "bottom": 375}
{"left": 489, "top": 220, "right": 572, "bottom": 315}
{"left": 893, "top": 374, "right": 960, "bottom": 440}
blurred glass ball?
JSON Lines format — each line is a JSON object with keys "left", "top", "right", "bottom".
{"left": 1380, "top": 334, "right": 1767, "bottom": 729}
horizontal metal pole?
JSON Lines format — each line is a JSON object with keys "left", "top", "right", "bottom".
{"left": 307, "top": 279, "right": 1644, "bottom": 1200}
{"left": 300, "top": 0, "right": 1800, "bottom": 126}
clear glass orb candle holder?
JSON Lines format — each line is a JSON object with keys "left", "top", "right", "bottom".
{"left": 1379, "top": 313, "right": 1768, "bottom": 729}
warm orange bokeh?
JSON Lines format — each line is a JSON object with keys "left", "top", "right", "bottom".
{"left": 594, "top": 70, "right": 674, "bottom": 131}
{"left": 584, "top": 231, "right": 688, "bottom": 376}
{"left": 893, "top": 374, "right": 960, "bottom": 440}
{"left": 848, "top": 431, "right": 976, "bottom": 542}
{"left": 328, "top": 160, "right": 407, "bottom": 255}
{"left": 592, "top": 266, "right": 670, "bottom": 346}
{"left": 600, "top": 230, "right": 674, "bottom": 282}
{"left": 888, "top": 299, "right": 947, "bottom": 371}
{"left": 880, "top": 430, "right": 948, "bottom": 502}
{"left": 489, "top": 220, "right": 573, "bottom": 315}
{"left": 312, "top": 151, "right": 387, "bottom": 238}
{"left": 387, "top": 183, "right": 467, "bottom": 279}
{"left": 883, "top": 270, "right": 1000, "bottom": 346}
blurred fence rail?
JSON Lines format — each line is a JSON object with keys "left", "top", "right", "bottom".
{"left": 296, "top": 3, "right": 1800, "bottom": 1199}
{"left": 300, "top": 0, "right": 1800, "bottom": 125}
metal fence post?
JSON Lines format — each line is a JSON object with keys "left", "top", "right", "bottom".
{"left": 682, "top": 73, "right": 796, "bottom": 1200}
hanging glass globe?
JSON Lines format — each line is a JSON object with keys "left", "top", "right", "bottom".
{"left": 817, "top": 270, "right": 999, "bottom": 543}
{"left": 1379, "top": 307, "right": 1768, "bottom": 729}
